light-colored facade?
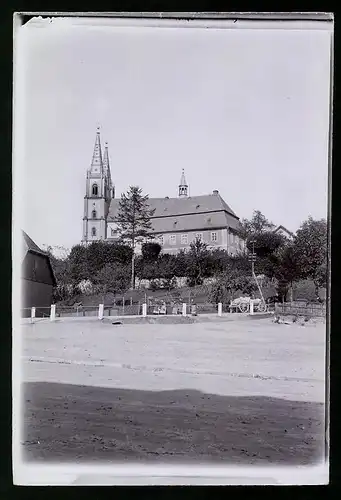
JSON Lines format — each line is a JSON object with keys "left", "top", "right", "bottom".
{"left": 82, "top": 130, "right": 245, "bottom": 255}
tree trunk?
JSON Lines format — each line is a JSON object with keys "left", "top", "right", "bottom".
{"left": 131, "top": 249, "right": 135, "bottom": 290}
{"left": 289, "top": 282, "right": 293, "bottom": 303}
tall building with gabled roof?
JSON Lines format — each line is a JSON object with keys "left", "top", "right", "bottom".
{"left": 82, "top": 129, "right": 245, "bottom": 255}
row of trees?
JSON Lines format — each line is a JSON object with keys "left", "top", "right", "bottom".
{"left": 47, "top": 186, "right": 328, "bottom": 303}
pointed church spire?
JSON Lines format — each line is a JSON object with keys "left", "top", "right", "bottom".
{"left": 103, "top": 142, "right": 111, "bottom": 181}
{"left": 103, "top": 142, "right": 115, "bottom": 198}
{"left": 90, "top": 127, "right": 103, "bottom": 174}
{"left": 178, "top": 168, "right": 188, "bottom": 197}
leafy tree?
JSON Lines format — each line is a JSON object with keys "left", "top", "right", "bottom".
{"left": 93, "top": 264, "right": 130, "bottom": 302}
{"left": 68, "top": 244, "right": 89, "bottom": 283}
{"left": 229, "top": 253, "right": 250, "bottom": 274}
{"left": 86, "top": 241, "right": 112, "bottom": 274}
{"left": 246, "top": 231, "right": 286, "bottom": 258}
{"left": 209, "top": 269, "right": 258, "bottom": 304}
{"left": 253, "top": 254, "right": 279, "bottom": 280}
{"left": 275, "top": 277, "right": 290, "bottom": 303}
{"left": 186, "top": 238, "right": 213, "bottom": 286}
{"left": 108, "top": 242, "right": 134, "bottom": 265}
{"left": 210, "top": 248, "right": 231, "bottom": 275}
{"left": 140, "top": 261, "right": 158, "bottom": 280}
{"left": 293, "top": 217, "right": 328, "bottom": 293}
{"left": 273, "top": 244, "right": 301, "bottom": 301}
{"left": 141, "top": 241, "right": 162, "bottom": 262}
{"left": 157, "top": 253, "right": 177, "bottom": 281}
{"left": 239, "top": 210, "right": 275, "bottom": 239}
{"left": 314, "top": 259, "right": 327, "bottom": 290}
{"left": 85, "top": 241, "right": 133, "bottom": 271}
{"left": 114, "top": 186, "right": 156, "bottom": 289}
{"left": 173, "top": 250, "right": 189, "bottom": 277}
{"left": 46, "top": 250, "right": 71, "bottom": 284}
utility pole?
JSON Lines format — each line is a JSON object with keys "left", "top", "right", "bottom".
{"left": 248, "top": 239, "right": 257, "bottom": 277}
{"left": 248, "top": 238, "right": 266, "bottom": 307}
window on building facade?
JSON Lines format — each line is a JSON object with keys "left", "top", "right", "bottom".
{"left": 181, "top": 234, "right": 188, "bottom": 244}
{"left": 92, "top": 184, "right": 98, "bottom": 196}
{"left": 111, "top": 227, "right": 118, "bottom": 237}
{"left": 91, "top": 227, "right": 96, "bottom": 237}
{"left": 169, "top": 234, "right": 176, "bottom": 245}
{"left": 158, "top": 235, "right": 164, "bottom": 245}
{"left": 195, "top": 232, "right": 203, "bottom": 241}
{"left": 92, "top": 210, "right": 97, "bottom": 219}
{"left": 211, "top": 232, "right": 217, "bottom": 242}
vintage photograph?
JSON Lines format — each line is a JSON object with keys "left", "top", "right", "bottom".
{"left": 13, "top": 14, "right": 332, "bottom": 485}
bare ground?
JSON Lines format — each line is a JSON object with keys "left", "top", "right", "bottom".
{"left": 20, "top": 318, "right": 326, "bottom": 465}
{"left": 23, "top": 382, "right": 325, "bottom": 465}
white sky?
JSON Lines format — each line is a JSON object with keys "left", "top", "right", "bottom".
{"left": 15, "top": 19, "right": 332, "bottom": 249}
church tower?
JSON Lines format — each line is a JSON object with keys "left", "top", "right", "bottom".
{"left": 178, "top": 168, "right": 188, "bottom": 197}
{"left": 82, "top": 128, "right": 112, "bottom": 243}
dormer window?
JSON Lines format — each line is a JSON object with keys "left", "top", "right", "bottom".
{"left": 92, "top": 184, "right": 98, "bottom": 196}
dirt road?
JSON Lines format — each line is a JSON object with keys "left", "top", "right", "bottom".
{"left": 20, "top": 318, "right": 326, "bottom": 464}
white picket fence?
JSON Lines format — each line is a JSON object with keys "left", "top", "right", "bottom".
{"left": 22, "top": 299, "right": 270, "bottom": 323}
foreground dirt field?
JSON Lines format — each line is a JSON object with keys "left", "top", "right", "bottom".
{"left": 21, "top": 318, "right": 326, "bottom": 464}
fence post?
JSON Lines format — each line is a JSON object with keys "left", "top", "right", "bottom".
{"left": 218, "top": 303, "right": 222, "bottom": 317}
{"left": 250, "top": 300, "right": 254, "bottom": 315}
{"left": 30, "top": 307, "right": 36, "bottom": 322}
{"left": 50, "top": 304, "right": 56, "bottom": 322}
{"left": 142, "top": 303, "right": 147, "bottom": 317}
{"left": 122, "top": 296, "right": 125, "bottom": 315}
{"left": 98, "top": 303, "right": 104, "bottom": 320}
{"left": 182, "top": 303, "right": 187, "bottom": 316}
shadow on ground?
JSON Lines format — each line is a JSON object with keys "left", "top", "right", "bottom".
{"left": 22, "top": 382, "right": 325, "bottom": 465}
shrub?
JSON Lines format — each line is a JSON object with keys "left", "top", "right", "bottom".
{"left": 209, "top": 270, "right": 258, "bottom": 305}
{"left": 77, "top": 279, "right": 94, "bottom": 295}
